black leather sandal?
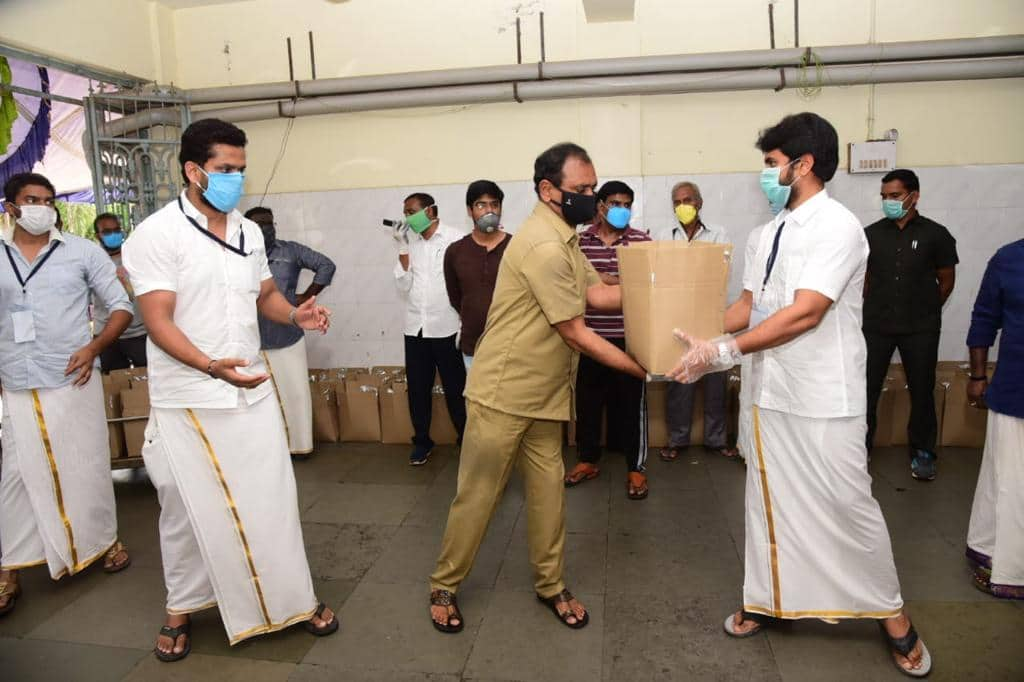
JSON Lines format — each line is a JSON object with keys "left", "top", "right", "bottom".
{"left": 303, "top": 602, "right": 339, "bottom": 636}
{"left": 430, "top": 589, "right": 464, "bottom": 634}
{"left": 537, "top": 589, "right": 589, "bottom": 629}
{"left": 154, "top": 622, "right": 191, "bottom": 662}
{"left": 878, "top": 621, "right": 932, "bottom": 678}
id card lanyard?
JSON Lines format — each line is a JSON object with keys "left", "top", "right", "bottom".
{"left": 4, "top": 239, "right": 62, "bottom": 292}
{"left": 178, "top": 198, "right": 248, "bottom": 256}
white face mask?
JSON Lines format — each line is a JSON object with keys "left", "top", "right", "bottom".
{"left": 15, "top": 204, "right": 57, "bottom": 235}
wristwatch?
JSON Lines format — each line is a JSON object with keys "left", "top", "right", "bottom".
{"left": 288, "top": 307, "right": 299, "bottom": 327}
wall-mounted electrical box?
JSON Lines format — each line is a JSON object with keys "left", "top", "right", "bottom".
{"left": 848, "top": 140, "right": 897, "bottom": 174}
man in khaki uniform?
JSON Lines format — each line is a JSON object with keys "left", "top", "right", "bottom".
{"left": 428, "top": 143, "right": 647, "bottom": 633}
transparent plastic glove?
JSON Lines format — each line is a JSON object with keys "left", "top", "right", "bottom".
{"left": 392, "top": 220, "right": 410, "bottom": 255}
{"left": 667, "top": 329, "right": 742, "bottom": 384}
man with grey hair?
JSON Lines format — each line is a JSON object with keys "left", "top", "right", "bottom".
{"left": 660, "top": 180, "right": 738, "bottom": 461}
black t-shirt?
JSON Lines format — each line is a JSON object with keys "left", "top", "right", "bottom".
{"left": 863, "top": 214, "right": 958, "bottom": 334}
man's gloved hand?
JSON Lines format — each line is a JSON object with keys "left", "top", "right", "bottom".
{"left": 392, "top": 220, "right": 410, "bottom": 255}
{"left": 666, "top": 329, "right": 742, "bottom": 384}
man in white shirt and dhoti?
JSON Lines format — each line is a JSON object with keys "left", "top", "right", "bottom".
{"left": 669, "top": 113, "right": 932, "bottom": 678}
{"left": 0, "top": 172, "right": 133, "bottom": 617}
{"left": 123, "top": 119, "right": 338, "bottom": 662}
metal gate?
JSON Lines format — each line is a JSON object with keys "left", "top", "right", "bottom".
{"left": 84, "top": 89, "right": 191, "bottom": 229}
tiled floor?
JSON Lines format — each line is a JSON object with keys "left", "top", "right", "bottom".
{"left": 2, "top": 443, "right": 1021, "bottom": 681}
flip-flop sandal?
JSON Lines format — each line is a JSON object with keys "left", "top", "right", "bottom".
{"left": 564, "top": 464, "right": 599, "bottom": 488}
{"left": 659, "top": 447, "right": 682, "bottom": 462}
{"left": 303, "top": 602, "right": 339, "bottom": 636}
{"left": 154, "top": 622, "right": 191, "bottom": 662}
{"left": 723, "top": 610, "right": 772, "bottom": 638}
{"left": 627, "top": 473, "right": 648, "bottom": 500}
{"left": 537, "top": 589, "right": 589, "bottom": 629}
{"left": 430, "top": 589, "right": 464, "bottom": 634}
{"left": 0, "top": 581, "right": 21, "bottom": 617}
{"left": 103, "top": 540, "right": 131, "bottom": 574}
{"left": 879, "top": 621, "right": 932, "bottom": 678}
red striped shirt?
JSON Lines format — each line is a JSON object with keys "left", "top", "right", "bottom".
{"left": 579, "top": 224, "right": 651, "bottom": 338}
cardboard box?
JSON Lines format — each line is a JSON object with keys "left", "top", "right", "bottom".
{"left": 119, "top": 385, "right": 150, "bottom": 458}
{"left": 941, "top": 368, "right": 991, "bottom": 448}
{"left": 101, "top": 374, "right": 126, "bottom": 460}
{"left": 106, "top": 368, "right": 134, "bottom": 394}
{"left": 338, "top": 375, "right": 382, "bottom": 442}
{"left": 429, "top": 386, "right": 460, "bottom": 445}
{"left": 618, "top": 241, "right": 731, "bottom": 376}
{"left": 308, "top": 370, "right": 340, "bottom": 443}
{"left": 379, "top": 380, "right": 415, "bottom": 444}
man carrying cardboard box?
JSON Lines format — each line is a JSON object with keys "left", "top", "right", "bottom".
{"left": 667, "top": 113, "right": 931, "bottom": 677}
{"left": 660, "top": 181, "right": 738, "bottom": 461}
{"left": 0, "top": 172, "right": 133, "bottom": 618}
{"left": 965, "top": 238, "right": 1024, "bottom": 599}
{"left": 564, "top": 180, "right": 652, "bottom": 500}
{"left": 428, "top": 142, "right": 646, "bottom": 633}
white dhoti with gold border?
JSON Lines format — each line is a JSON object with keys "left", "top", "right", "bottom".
{"left": 744, "top": 406, "right": 904, "bottom": 619}
{"left": 263, "top": 337, "right": 313, "bottom": 456}
{"left": 0, "top": 374, "right": 118, "bottom": 578}
{"left": 966, "top": 410, "right": 1024, "bottom": 599}
{"left": 142, "top": 392, "right": 317, "bottom": 644}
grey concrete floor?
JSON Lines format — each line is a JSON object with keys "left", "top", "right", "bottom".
{"left": 1, "top": 443, "right": 1021, "bottom": 681}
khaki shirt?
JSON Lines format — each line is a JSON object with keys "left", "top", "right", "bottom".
{"left": 466, "top": 201, "right": 599, "bottom": 421}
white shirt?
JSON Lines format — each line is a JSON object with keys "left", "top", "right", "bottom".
{"left": 122, "top": 192, "right": 274, "bottom": 409}
{"left": 394, "top": 222, "right": 462, "bottom": 338}
{"left": 743, "top": 189, "right": 869, "bottom": 418}
{"left": 667, "top": 221, "right": 730, "bottom": 244}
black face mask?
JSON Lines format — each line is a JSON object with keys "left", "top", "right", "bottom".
{"left": 259, "top": 224, "right": 276, "bottom": 250}
{"left": 550, "top": 187, "right": 597, "bottom": 226}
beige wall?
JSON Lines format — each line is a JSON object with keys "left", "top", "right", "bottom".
{"left": 5, "top": 0, "right": 1022, "bottom": 191}
{"left": 0, "top": 0, "right": 169, "bottom": 82}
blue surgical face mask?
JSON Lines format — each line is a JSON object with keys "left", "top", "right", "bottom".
{"left": 759, "top": 158, "right": 801, "bottom": 215}
{"left": 197, "top": 167, "right": 245, "bottom": 213}
{"left": 882, "top": 197, "right": 910, "bottom": 221}
{"left": 605, "top": 205, "right": 631, "bottom": 230}
{"left": 100, "top": 232, "right": 124, "bottom": 250}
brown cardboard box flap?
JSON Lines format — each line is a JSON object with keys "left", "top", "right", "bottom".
{"left": 618, "top": 241, "right": 731, "bottom": 375}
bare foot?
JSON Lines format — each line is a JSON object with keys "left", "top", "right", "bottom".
{"left": 155, "top": 613, "right": 190, "bottom": 658}
{"left": 430, "top": 602, "right": 462, "bottom": 629}
{"left": 883, "top": 613, "right": 925, "bottom": 673}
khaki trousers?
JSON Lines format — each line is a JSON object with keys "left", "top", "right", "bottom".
{"left": 430, "top": 400, "right": 566, "bottom": 598}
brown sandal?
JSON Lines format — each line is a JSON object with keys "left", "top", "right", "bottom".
{"left": 627, "top": 472, "right": 648, "bottom": 500}
{"left": 564, "top": 462, "right": 599, "bottom": 488}
{"left": 536, "top": 589, "right": 589, "bottom": 629}
{"left": 0, "top": 580, "right": 21, "bottom": 617}
{"left": 430, "top": 589, "right": 464, "bottom": 634}
{"left": 103, "top": 540, "right": 131, "bottom": 573}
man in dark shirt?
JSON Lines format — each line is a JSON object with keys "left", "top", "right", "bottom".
{"left": 863, "top": 168, "right": 958, "bottom": 481}
{"left": 443, "top": 180, "right": 510, "bottom": 370}
{"left": 563, "top": 180, "right": 652, "bottom": 500}
{"left": 964, "top": 238, "right": 1024, "bottom": 599}
{"left": 246, "top": 206, "right": 337, "bottom": 458}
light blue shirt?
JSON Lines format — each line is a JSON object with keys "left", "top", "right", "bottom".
{"left": 0, "top": 225, "right": 132, "bottom": 390}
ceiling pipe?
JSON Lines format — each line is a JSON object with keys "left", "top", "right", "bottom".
{"left": 95, "top": 57, "right": 1024, "bottom": 136}
{"left": 183, "top": 35, "right": 1024, "bottom": 105}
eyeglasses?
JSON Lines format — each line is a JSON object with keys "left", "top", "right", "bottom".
{"left": 472, "top": 201, "right": 501, "bottom": 211}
